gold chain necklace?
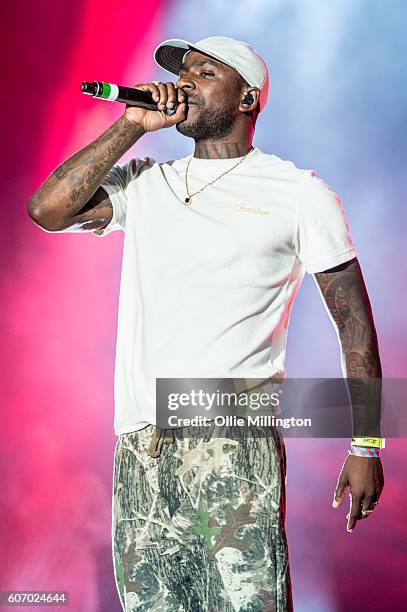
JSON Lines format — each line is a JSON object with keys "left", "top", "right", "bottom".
{"left": 183, "top": 147, "right": 254, "bottom": 206}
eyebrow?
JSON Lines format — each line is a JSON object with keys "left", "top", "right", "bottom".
{"left": 179, "top": 59, "right": 221, "bottom": 73}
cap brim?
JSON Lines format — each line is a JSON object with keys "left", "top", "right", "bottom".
{"left": 154, "top": 39, "right": 196, "bottom": 76}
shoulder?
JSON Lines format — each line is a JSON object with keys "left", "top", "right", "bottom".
{"left": 255, "top": 154, "right": 345, "bottom": 215}
{"left": 299, "top": 169, "right": 342, "bottom": 204}
{"left": 254, "top": 149, "right": 311, "bottom": 183}
{"left": 260, "top": 155, "right": 342, "bottom": 205}
{"left": 296, "top": 169, "right": 347, "bottom": 224}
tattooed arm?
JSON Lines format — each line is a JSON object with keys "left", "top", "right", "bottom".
{"left": 314, "top": 256, "right": 382, "bottom": 434}
{"left": 28, "top": 81, "right": 187, "bottom": 233}
{"left": 314, "top": 257, "right": 384, "bottom": 531}
{"left": 27, "top": 114, "right": 145, "bottom": 232}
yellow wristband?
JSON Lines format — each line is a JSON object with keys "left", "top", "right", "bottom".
{"left": 351, "top": 437, "right": 385, "bottom": 449}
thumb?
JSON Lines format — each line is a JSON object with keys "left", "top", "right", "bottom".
{"left": 165, "top": 102, "right": 187, "bottom": 127}
{"left": 332, "top": 475, "right": 347, "bottom": 508}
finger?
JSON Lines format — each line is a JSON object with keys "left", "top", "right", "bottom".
{"left": 361, "top": 495, "right": 376, "bottom": 518}
{"left": 332, "top": 475, "right": 347, "bottom": 508}
{"left": 177, "top": 87, "right": 186, "bottom": 104}
{"left": 347, "top": 494, "right": 362, "bottom": 532}
{"left": 156, "top": 82, "right": 168, "bottom": 110}
{"left": 164, "top": 102, "right": 187, "bottom": 126}
{"left": 165, "top": 82, "right": 178, "bottom": 109}
{"left": 132, "top": 82, "right": 161, "bottom": 103}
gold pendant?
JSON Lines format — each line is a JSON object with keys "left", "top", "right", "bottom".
{"left": 184, "top": 197, "right": 191, "bottom": 205}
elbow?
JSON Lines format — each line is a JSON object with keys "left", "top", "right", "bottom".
{"left": 27, "top": 196, "right": 63, "bottom": 231}
{"left": 27, "top": 196, "right": 42, "bottom": 224}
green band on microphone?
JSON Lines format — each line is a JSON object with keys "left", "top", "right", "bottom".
{"left": 101, "top": 82, "right": 112, "bottom": 99}
{"left": 99, "top": 82, "right": 119, "bottom": 101}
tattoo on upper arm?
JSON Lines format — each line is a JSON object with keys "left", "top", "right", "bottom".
{"left": 314, "top": 258, "right": 381, "bottom": 378}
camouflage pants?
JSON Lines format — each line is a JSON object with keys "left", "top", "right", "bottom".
{"left": 112, "top": 422, "right": 293, "bottom": 611}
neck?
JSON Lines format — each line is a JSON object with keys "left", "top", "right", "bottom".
{"left": 193, "top": 140, "right": 253, "bottom": 159}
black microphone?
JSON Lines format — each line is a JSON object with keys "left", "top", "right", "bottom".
{"left": 80, "top": 81, "right": 177, "bottom": 116}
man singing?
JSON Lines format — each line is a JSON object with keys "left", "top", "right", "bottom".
{"left": 28, "top": 36, "right": 384, "bottom": 611}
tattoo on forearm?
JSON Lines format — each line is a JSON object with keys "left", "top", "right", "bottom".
{"left": 36, "top": 115, "right": 143, "bottom": 215}
{"left": 315, "top": 258, "right": 382, "bottom": 436}
{"left": 315, "top": 258, "right": 381, "bottom": 378}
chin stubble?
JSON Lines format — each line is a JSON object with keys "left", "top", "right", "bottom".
{"left": 176, "top": 102, "right": 238, "bottom": 141}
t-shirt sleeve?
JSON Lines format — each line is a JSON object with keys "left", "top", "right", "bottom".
{"left": 294, "top": 170, "right": 359, "bottom": 273}
{"left": 91, "top": 157, "right": 151, "bottom": 237}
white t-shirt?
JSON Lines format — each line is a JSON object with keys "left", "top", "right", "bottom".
{"left": 92, "top": 147, "right": 358, "bottom": 435}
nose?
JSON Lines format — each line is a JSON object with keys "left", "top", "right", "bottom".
{"left": 175, "top": 74, "right": 196, "bottom": 94}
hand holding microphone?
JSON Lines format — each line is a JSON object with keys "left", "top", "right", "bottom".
{"left": 126, "top": 80, "right": 187, "bottom": 132}
{"left": 81, "top": 80, "right": 187, "bottom": 132}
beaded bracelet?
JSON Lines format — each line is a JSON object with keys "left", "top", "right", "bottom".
{"left": 349, "top": 445, "right": 381, "bottom": 458}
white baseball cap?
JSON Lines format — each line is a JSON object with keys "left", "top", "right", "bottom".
{"left": 153, "top": 35, "right": 269, "bottom": 113}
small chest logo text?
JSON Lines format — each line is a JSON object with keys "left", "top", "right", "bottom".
{"left": 234, "top": 202, "right": 270, "bottom": 215}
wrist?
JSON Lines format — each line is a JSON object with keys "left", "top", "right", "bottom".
{"left": 121, "top": 112, "right": 147, "bottom": 135}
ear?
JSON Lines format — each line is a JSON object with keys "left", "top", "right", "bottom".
{"left": 239, "top": 87, "right": 260, "bottom": 114}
